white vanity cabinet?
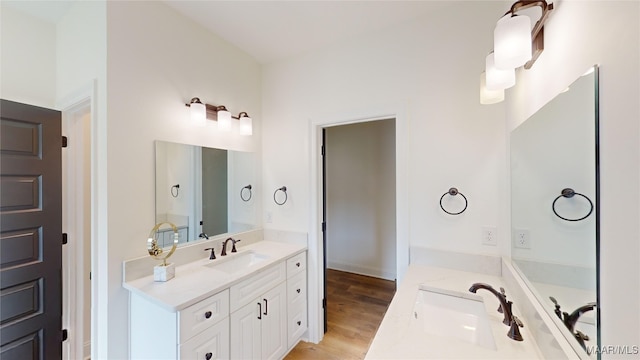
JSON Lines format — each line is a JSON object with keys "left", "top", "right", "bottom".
{"left": 130, "top": 289, "right": 229, "bottom": 360}
{"left": 127, "top": 247, "right": 308, "bottom": 360}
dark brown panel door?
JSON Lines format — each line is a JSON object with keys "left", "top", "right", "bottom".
{"left": 0, "top": 99, "right": 62, "bottom": 360}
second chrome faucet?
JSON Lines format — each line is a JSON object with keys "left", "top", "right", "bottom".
{"left": 221, "top": 237, "right": 241, "bottom": 256}
{"left": 469, "top": 282, "right": 524, "bottom": 341}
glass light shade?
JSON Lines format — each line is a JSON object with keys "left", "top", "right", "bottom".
{"left": 480, "top": 72, "right": 504, "bottom": 104}
{"left": 494, "top": 14, "right": 532, "bottom": 70}
{"left": 239, "top": 115, "right": 252, "bottom": 136}
{"left": 485, "top": 53, "right": 515, "bottom": 91}
{"left": 190, "top": 101, "right": 206, "bottom": 126}
{"left": 217, "top": 110, "right": 232, "bottom": 131}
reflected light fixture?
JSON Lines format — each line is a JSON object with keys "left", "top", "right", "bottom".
{"left": 184, "top": 99, "right": 253, "bottom": 136}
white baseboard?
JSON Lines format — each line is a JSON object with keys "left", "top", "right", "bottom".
{"left": 327, "top": 261, "right": 395, "bottom": 280}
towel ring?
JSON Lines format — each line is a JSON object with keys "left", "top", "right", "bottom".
{"left": 171, "top": 184, "right": 180, "bottom": 198}
{"left": 439, "top": 187, "right": 468, "bottom": 215}
{"left": 552, "top": 188, "right": 594, "bottom": 222}
{"left": 240, "top": 185, "right": 252, "bottom": 202}
{"left": 274, "top": 186, "right": 288, "bottom": 205}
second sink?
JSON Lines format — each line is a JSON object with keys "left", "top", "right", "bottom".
{"left": 411, "top": 285, "right": 496, "bottom": 350}
{"left": 203, "top": 251, "right": 269, "bottom": 274}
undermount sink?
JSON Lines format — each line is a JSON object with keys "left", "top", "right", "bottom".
{"left": 411, "top": 285, "right": 496, "bottom": 350}
{"left": 203, "top": 251, "right": 269, "bottom": 274}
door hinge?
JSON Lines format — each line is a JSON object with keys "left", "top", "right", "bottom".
{"left": 62, "top": 329, "right": 68, "bottom": 342}
{"left": 89, "top": 272, "right": 92, "bottom": 280}
{"left": 321, "top": 145, "right": 325, "bottom": 156}
{"left": 322, "top": 298, "right": 326, "bottom": 309}
{"left": 321, "top": 222, "right": 326, "bottom": 232}
{"left": 62, "top": 136, "right": 68, "bottom": 148}
{"left": 62, "top": 233, "right": 68, "bottom": 245}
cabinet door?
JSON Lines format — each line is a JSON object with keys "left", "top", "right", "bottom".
{"left": 261, "top": 282, "right": 287, "bottom": 360}
{"left": 230, "top": 299, "right": 261, "bottom": 359}
{"left": 179, "top": 319, "right": 229, "bottom": 360}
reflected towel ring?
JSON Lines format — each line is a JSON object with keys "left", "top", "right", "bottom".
{"left": 552, "top": 188, "right": 594, "bottom": 222}
{"left": 241, "top": 185, "right": 252, "bottom": 202}
{"left": 439, "top": 187, "right": 468, "bottom": 215}
{"left": 274, "top": 186, "right": 288, "bottom": 205}
{"left": 171, "top": 184, "right": 180, "bottom": 198}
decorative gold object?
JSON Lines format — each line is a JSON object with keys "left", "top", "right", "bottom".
{"left": 147, "top": 222, "right": 179, "bottom": 282}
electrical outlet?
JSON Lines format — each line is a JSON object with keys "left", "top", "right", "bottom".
{"left": 514, "top": 229, "right": 531, "bottom": 249}
{"left": 482, "top": 227, "right": 497, "bottom": 246}
{"left": 266, "top": 211, "right": 273, "bottom": 224}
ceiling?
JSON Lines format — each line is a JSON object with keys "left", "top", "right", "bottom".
{"left": 163, "top": 1, "right": 455, "bottom": 64}
{"left": 3, "top": 0, "right": 455, "bottom": 64}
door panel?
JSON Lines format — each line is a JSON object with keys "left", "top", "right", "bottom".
{"left": 0, "top": 99, "right": 62, "bottom": 360}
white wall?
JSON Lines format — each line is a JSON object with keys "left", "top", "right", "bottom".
{"left": 506, "top": 1, "right": 640, "bottom": 356}
{"left": 261, "top": 1, "right": 509, "bottom": 255}
{"left": 105, "top": 2, "right": 261, "bottom": 358}
{"left": 0, "top": 5, "right": 56, "bottom": 108}
{"left": 325, "top": 120, "right": 396, "bottom": 280}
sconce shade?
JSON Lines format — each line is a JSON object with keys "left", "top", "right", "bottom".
{"left": 189, "top": 98, "right": 206, "bottom": 125}
{"left": 485, "top": 52, "right": 515, "bottom": 91}
{"left": 239, "top": 114, "right": 253, "bottom": 136}
{"left": 494, "top": 14, "right": 532, "bottom": 70}
{"left": 217, "top": 109, "right": 232, "bottom": 131}
{"left": 480, "top": 72, "right": 504, "bottom": 104}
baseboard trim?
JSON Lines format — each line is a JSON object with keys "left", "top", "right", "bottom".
{"left": 327, "top": 261, "right": 395, "bottom": 280}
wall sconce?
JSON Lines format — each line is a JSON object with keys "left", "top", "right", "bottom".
{"left": 185, "top": 98, "right": 253, "bottom": 136}
{"left": 480, "top": 0, "right": 554, "bottom": 104}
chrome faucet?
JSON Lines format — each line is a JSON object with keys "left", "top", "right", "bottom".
{"left": 221, "top": 237, "right": 241, "bottom": 256}
{"left": 469, "top": 283, "right": 524, "bottom": 341}
{"left": 549, "top": 297, "right": 596, "bottom": 350}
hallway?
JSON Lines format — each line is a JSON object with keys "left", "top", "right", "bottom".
{"left": 285, "top": 269, "right": 396, "bottom": 359}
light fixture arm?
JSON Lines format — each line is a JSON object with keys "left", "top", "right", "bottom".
{"left": 503, "top": 0, "right": 554, "bottom": 69}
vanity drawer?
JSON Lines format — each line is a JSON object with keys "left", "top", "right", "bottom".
{"left": 287, "top": 271, "right": 306, "bottom": 308}
{"left": 287, "top": 302, "right": 307, "bottom": 349}
{"left": 179, "top": 289, "right": 229, "bottom": 343}
{"left": 179, "top": 318, "right": 229, "bottom": 360}
{"left": 286, "top": 252, "right": 306, "bottom": 278}
{"left": 230, "top": 262, "right": 286, "bottom": 313}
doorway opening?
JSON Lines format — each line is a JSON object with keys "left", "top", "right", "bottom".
{"left": 62, "top": 99, "right": 92, "bottom": 360}
{"left": 322, "top": 119, "right": 397, "bottom": 333}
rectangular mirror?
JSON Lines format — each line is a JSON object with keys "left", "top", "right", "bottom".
{"left": 155, "top": 140, "right": 258, "bottom": 247}
{"left": 510, "top": 66, "right": 599, "bottom": 357}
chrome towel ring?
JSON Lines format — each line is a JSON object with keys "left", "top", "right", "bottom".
{"left": 240, "top": 185, "right": 252, "bottom": 202}
{"left": 552, "top": 188, "right": 593, "bottom": 222}
{"left": 274, "top": 186, "right": 288, "bottom": 205}
{"left": 439, "top": 187, "right": 468, "bottom": 215}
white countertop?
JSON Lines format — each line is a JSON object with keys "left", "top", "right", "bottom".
{"left": 365, "top": 264, "right": 543, "bottom": 359}
{"left": 123, "top": 240, "right": 306, "bottom": 312}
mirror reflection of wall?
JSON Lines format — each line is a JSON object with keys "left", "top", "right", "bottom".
{"left": 510, "top": 66, "right": 598, "bottom": 357}
{"left": 155, "top": 141, "right": 257, "bottom": 247}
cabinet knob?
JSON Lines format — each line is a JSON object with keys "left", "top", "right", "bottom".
{"left": 296, "top": 262, "right": 301, "bottom": 267}
{"left": 296, "top": 289, "right": 301, "bottom": 293}
{"left": 205, "top": 352, "right": 213, "bottom": 360}
{"left": 297, "top": 321, "right": 301, "bottom": 326}
{"left": 204, "top": 311, "right": 212, "bottom": 319}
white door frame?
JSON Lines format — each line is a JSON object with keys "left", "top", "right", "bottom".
{"left": 307, "top": 104, "right": 410, "bottom": 344}
{"left": 58, "top": 80, "right": 101, "bottom": 360}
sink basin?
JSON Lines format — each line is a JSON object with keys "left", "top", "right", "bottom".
{"left": 411, "top": 285, "right": 496, "bottom": 350}
{"left": 203, "top": 251, "right": 268, "bottom": 274}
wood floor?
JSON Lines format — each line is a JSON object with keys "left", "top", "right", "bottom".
{"left": 285, "top": 269, "right": 396, "bottom": 360}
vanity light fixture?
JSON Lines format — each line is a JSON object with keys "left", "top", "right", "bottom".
{"left": 189, "top": 97, "right": 206, "bottom": 126}
{"left": 480, "top": 72, "right": 505, "bottom": 105}
{"left": 480, "top": 0, "right": 554, "bottom": 104}
{"left": 184, "top": 98, "right": 253, "bottom": 136}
